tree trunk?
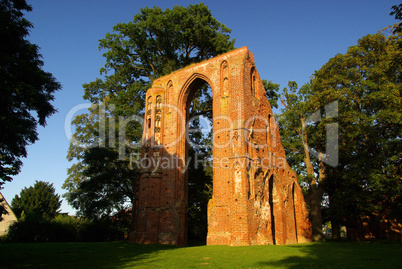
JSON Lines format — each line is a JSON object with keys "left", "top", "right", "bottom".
{"left": 346, "top": 217, "right": 361, "bottom": 241}
{"left": 328, "top": 185, "right": 340, "bottom": 240}
{"left": 300, "top": 117, "right": 325, "bottom": 242}
{"left": 331, "top": 220, "right": 341, "bottom": 240}
{"left": 310, "top": 185, "right": 324, "bottom": 241}
{"left": 128, "top": 178, "right": 138, "bottom": 242}
{"left": 346, "top": 225, "right": 357, "bottom": 241}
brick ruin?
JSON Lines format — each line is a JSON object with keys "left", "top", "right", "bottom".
{"left": 132, "top": 47, "right": 311, "bottom": 246}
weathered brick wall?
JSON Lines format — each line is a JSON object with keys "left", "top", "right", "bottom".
{"left": 132, "top": 47, "right": 311, "bottom": 246}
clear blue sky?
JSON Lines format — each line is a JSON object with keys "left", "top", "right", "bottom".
{"left": 2, "top": 0, "right": 398, "bottom": 214}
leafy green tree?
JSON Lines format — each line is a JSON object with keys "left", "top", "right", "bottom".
{"left": 0, "top": 0, "right": 61, "bottom": 187}
{"left": 311, "top": 28, "right": 401, "bottom": 237}
{"left": 278, "top": 28, "right": 402, "bottom": 240}
{"left": 68, "top": 147, "right": 137, "bottom": 219}
{"left": 263, "top": 80, "right": 280, "bottom": 109}
{"left": 277, "top": 81, "right": 328, "bottom": 241}
{"left": 11, "top": 180, "right": 62, "bottom": 219}
{"left": 63, "top": 3, "right": 235, "bottom": 222}
{"left": 82, "top": 3, "right": 234, "bottom": 107}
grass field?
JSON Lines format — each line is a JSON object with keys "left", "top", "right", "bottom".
{"left": 0, "top": 241, "right": 401, "bottom": 268}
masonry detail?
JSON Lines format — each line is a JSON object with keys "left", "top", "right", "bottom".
{"left": 132, "top": 47, "right": 311, "bottom": 246}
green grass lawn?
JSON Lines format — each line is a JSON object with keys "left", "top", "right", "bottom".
{"left": 0, "top": 241, "right": 400, "bottom": 268}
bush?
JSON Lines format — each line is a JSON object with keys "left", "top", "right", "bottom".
{"left": 78, "top": 221, "right": 124, "bottom": 242}
{"left": 5, "top": 214, "right": 125, "bottom": 242}
{"left": 49, "top": 214, "right": 93, "bottom": 242}
{"left": 0, "top": 234, "right": 8, "bottom": 242}
{"left": 7, "top": 212, "right": 49, "bottom": 242}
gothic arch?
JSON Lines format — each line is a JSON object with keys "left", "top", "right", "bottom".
{"left": 132, "top": 47, "right": 311, "bottom": 246}
{"left": 176, "top": 74, "right": 214, "bottom": 175}
{"left": 177, "top": 73, "right": 214, "bottom": 110}
{"left": 292, "top": 183, "right": 298, "bottom": 243}
{"left": 268, "top": 175, "right": 277, "bottom": 244}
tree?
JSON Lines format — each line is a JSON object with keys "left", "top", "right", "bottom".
{"left": 263, "top": 80, "right": 280, "bottom": 109}
{"left": 277, "top": 81, "right": 328, "bottom": 241}
{"left": 63, "top": 3, "right": 235, "bottom": 222}
{"left": 11, "top": 180, "right": 62, "bottom": 219}
{"left": 0, "top": 0, "right": 61, "bottom": 187}
{"left": 278, "top": 28, "right": 402, "bottom": 240}
{"left": 68, "top": 147, "right": 137, "bottom": 219}
{"left": 82, "top": 3, "right": 234, "bottom": 107}
{"left": 311, "top": 28, "right": 401, "bottom": 238}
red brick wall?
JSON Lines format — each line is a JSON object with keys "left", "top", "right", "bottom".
{"left": 132, "top": 47, "right": 311, "bottom": 246}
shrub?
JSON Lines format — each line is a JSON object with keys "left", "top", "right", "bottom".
{"left": 6, "top": 214, "right": 125, "bottom": 242}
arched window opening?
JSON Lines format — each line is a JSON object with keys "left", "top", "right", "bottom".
{"left": 251, "top": 67, "right": 256, "bottom": 96}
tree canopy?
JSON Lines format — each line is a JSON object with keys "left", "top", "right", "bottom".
{"left": 68, "top": 147, "right": 137, "bottom": 219}
{"left": 82, "top": 3, "right": 235, "bottom": 109}
{"left": 277, "top": 27, "right": 402, "bottom": 240}
{"left": 11, "top": 180, "right": 62, "bottom": 219}
{"left": 63, "top": 3, "right": 235, "bottom": 223}
{"left": 311, "top": 28, "right": 402, "bottom": 228}
{"left": 0, "top": 0, "right": 61, "bottom": 185}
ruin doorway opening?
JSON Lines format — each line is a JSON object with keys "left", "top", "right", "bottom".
{"left": 269, "top": 175, "right": 277, "bottom": 244}
{"left": 292, "top": 183, "right": 298, "bottom": 243}
{"left": 185, "top": 78, "right": 213, "bottom": 245}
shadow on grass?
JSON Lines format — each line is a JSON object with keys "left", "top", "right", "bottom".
{"left": 0, "top": 241, "right": 178, "bottom": 269}
{"left": 257, "top": 240, "right": 402, "bottom": 269}
{"left": 1, "top": 240, "right": 401, "bottom": 268}
{"left": 187, "top": 239, "right": 206, "bottom": 247}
